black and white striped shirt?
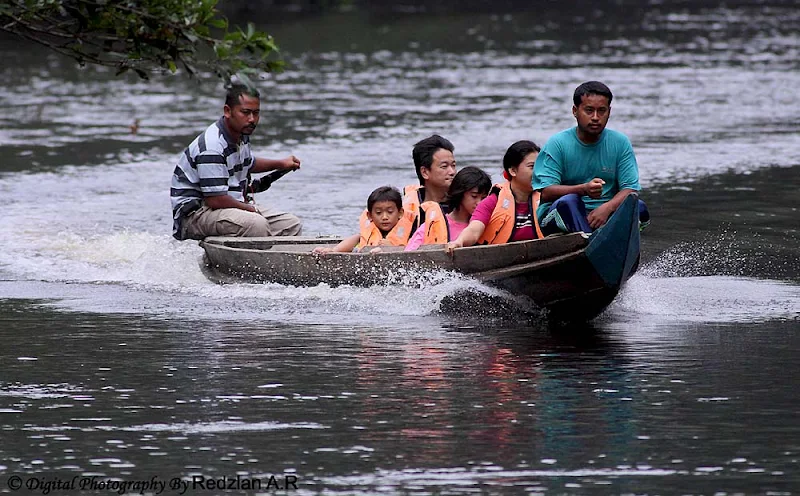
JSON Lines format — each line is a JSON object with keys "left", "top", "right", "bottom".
{"left": 170, "top": 117, "right": 254, "bottom": 239}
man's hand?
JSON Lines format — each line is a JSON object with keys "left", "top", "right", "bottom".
{"left": 252, "top": 156, "right": 302, "bottom": 174}
{"left": 280, "top": 155, "right": 301, "bottom": 171}
{"left": 582, "top": 178, "right": 605, "bottom": 199}
{"left": 587, "top": 202, "right": 614, "bottom": 229}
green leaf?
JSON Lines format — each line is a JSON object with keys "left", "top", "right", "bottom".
{"left": 224, "top": 31, "right": 242, "bottom": 42}
{"left": 214, "top": 43, "right": 229, "bottom": 59}
{"left": 209, "top": 18, "right": 227, "bottom": 29}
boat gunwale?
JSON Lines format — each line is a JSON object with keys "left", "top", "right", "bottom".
{"left": 200, "top": 233, "right": 590, "bottom": 277}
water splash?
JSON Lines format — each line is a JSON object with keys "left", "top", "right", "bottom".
{"left": 0, "top": 221, "right": 530, "bottom": 323}
{"left": 641, "top": 230, "right": 749, "bottom": 279}
{"left": 609, "top": 274, "right": 800, "bottom": 324}
{"left": 641, "top": 228, "right": 799, "bottom": 281}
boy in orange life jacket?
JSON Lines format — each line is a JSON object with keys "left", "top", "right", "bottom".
{"left": 313, "top": 186, "right": 411, "bottom": 254}
{"left": 404, "top": 166, "right": 492, "bottom": 250}
{"left": 445, "top": 140, "right": 543, "bottom": 254}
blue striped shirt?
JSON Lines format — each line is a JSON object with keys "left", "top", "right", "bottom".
{"left": 170, "top": 118, "right": 254, "bottom": 239}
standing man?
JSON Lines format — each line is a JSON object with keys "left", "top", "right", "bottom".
{"left": 171, "top": 83, "right": 303, "bottom": 240}
{"left": 533, "top": 81, "right": 648, "bottom": 234}
{"left": 406, "top": 134, "right": 458, "bottom": 231}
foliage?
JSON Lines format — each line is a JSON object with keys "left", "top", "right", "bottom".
{"left": 0, "top": 0, "right": 283, "bottom": 80}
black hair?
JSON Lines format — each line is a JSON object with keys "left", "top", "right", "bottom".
{"left": 573, "top": 81, "right": 613, "bottom": 107}
{"left": 411, "top": 134, "right": 455, "bottom": 185}
{"left": 367, "top": 186, "right": 403, "bottom": 212}
{"left": 445, "top": 166, "right": 492, "bottom": 211}
{"left": 225, "top": 83, "right": 260, "bottom": 108}
{"left": 503, "top": 140, "right": 541, "bottom": 174}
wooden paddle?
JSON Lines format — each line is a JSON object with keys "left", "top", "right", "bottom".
{"left": 244, "top": 169, "right": 294, "bottom": 202}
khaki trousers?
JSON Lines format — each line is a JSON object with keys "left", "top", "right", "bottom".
{"left": 184, "top": 205, "right": 302, "bottom": 239}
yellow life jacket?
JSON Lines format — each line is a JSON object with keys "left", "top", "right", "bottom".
{"left": 476, "top": 182, "right": 544, "bottom": 245}
{"left": 419, "top": 201, "right": 450, "bottom": 245}
{"left": 357, "top": 208, "right": 415, "bottom": 247}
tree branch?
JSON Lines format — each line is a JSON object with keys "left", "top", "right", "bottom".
{"left": 0, "top": 0, "right": 283, "bottom": 80}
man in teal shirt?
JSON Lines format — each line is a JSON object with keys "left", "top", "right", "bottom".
{"left": 533, "top": 81, "right": 648, "bottom": 234}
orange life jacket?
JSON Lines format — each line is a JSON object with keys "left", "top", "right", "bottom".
{"left": 403, "top": 184, "right": 423, "bottom": 227}
{"left": 476, "top": 182, "right": 544, "bottom": 245}
{"left": 419, "top": 201, "right": 450, "bottom": 245}
{"left": 357, "top": 208, "right": 415, "bottom": 247}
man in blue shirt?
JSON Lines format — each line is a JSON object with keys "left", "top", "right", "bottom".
{"left": 533, "top": 81, "right": 649, "bottom": 234}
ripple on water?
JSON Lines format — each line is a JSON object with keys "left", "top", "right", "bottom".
{"left": 20, "top": 421, "right": 327, "bottom": 434}
{"left": 118, "top": 420, "right": 327, "bottom": 434}
{"left": 320, "top": 466, "right": 680, "bottom": 489}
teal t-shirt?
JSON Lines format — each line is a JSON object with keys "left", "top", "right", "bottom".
{"left": 533, "top": 127, "right": 641, "bottom": 220}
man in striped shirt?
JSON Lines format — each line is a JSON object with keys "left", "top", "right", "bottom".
{"left": 170, "top": 83, "right": 303, "bottom": 240}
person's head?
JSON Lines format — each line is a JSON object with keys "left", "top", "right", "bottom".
{"left": 412, "top": 135, "right": 456, "bottom": 188}
{"left": 446, "top": 166, "right": 492, "bottom": 215}
{"left": 366, "top": 186, "right": 404, "bottom": 233}
{"left": 502, "top": 140, "right": 541, "bottom": 190}
{"left": 224, "top": 83, "right": 261, "bottom": 139}
{"left": 572, "top": 81, "right": 613, "bottom": 139}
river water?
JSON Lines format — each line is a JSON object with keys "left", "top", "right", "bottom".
{"left": 1, "top": 3, "right": 799, "bottom": 495}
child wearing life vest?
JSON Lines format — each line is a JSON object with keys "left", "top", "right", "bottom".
{"left": 313, "top": 186, "right": 413, "bottom": 254}
{"left": 445, "top": 140, "right": 544, "bottom": 254}
{"left": 404, "top": 166, "right": 492, "bottom": 250}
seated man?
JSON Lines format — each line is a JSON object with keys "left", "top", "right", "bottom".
{"left": 533, "top": 81, "right": 649, "bottom": 235}
{"left": 170, "top": 82, "right": 302, "bottom": 240}
{"left": 405, "top": 134, "right": 458, "bottom": 232}
{"left": 316, "top": 134, "right": 457, "bottom": 252}
{"left": 405, "top": 166, "right": 492, "bottom": 250}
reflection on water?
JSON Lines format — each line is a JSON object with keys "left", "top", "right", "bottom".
{"left": 2, "top": 299, "right": 797, "bottom": 493}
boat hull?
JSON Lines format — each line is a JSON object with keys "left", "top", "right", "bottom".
{"left": 200, "top": 194, "right": 641, "bottom": 322}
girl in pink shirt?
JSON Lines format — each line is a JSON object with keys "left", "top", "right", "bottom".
{"left": 446, "top": 140, "right": 541, "bottom": 253}
{"left": 405, "top": 166, "right": 492, "bottom": 250}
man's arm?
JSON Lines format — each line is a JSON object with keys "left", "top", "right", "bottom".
{"left": 535, "top": 143, "right": 605, "bottom": 203}
{"left": 540, "top": 179, "right": 605, "bottom": 203}
{"left": 205, "top": 194, "right": 258, "bottom": 212}
{"left": 586, "top": 188, "right": 637, "bottom": 229}
{"left": 251, "top": 155, "right": 301, "bottom": 173}
{"left": 586, "top": 134, "right": 641, "bottom": 229}
{"left": 196, "top": 151, "right": 258, "bottom": 212}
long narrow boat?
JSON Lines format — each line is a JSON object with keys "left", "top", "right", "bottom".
{"left": 200, "top": 194, "right": 641, "bottom": 322}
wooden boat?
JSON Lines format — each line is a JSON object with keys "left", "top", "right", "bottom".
{"left": 200, "top": 194, "right": 641, "bottom": 322}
